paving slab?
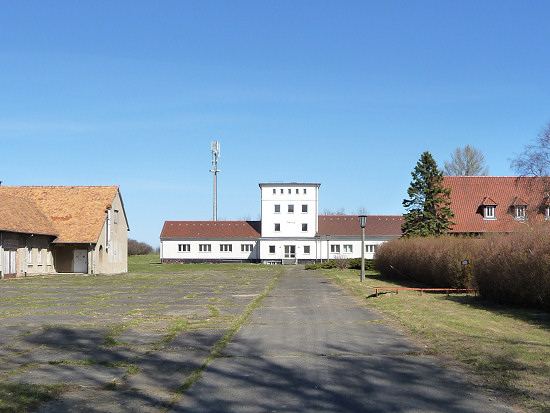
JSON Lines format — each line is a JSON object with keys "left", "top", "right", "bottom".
{"left": 116, "top": 328, "right": 166, "bottom": 345}
{"left": 6, "top": 364, "right": 126, "bottom": 386}
{"left": 9, "top": 346, "right": 145, "bottom": 365}
{"left": 124, "top": 349, "right": 208, "bottom": 392}
{"left": 224, "top": 323, "right": 417, "bottom": 356}
{"left": 248, "top": 305, "right": 379, "bottom": 323}
{"left": 166, "top": 329, "right": 227, "bottom": 349}
{"left": 262, "top": 295, "right": 362, "bottom": 307}
{"left": 37, "top": 388, "right": 169, "bottom": 413}
{"left": 173, "top": 355, "right": 516, "bottom": 413}
{"left": 21, "top": 327, "right": 110, "bottom": 347}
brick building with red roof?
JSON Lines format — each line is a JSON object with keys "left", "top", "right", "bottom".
{"left": 443, "top": 176, "right": 550, "bottom": 234}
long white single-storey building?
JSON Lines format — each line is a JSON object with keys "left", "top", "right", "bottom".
{"left": 160, "top": 182, "right": 403, "bottom": 264}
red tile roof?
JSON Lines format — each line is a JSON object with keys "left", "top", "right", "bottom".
{"left": 317, "top": 215, "right": 404, "bottom": 237}
{"left": 161, "top": 221, "right": 262, "bottom": 239}
{"left": 161, "top": 215, "right": 404, "bottom": 239}
{"left": 0, "top": 194, "right": 57, "bottom": 236}
{"left": 0, "top": 186, "right": 120, "bottom": 243}
{"left": 444, "top": 176, "right": 550, "bottom": 233}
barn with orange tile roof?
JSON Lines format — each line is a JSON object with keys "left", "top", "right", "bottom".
{"left": 443, "top": 176, "right": 550, "bottom": 234}
{"left": 0, "top": 185, "right": 129, "bottom": 277}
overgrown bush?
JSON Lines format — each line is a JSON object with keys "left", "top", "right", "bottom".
{"left": 374, "top": 227, "right": 550, "bottom": 310}
{"left": 474, "top": 225, "right": 550, "bottom": 310}
{"left": 374, "top": 236, "right": 476, "bottom": 288}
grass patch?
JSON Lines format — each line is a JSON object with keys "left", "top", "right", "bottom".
{"left": 0, "top": 383, "right": 65, "bottom": 413}
{"left": 325, "top": 268, "right": 550, "bottom": 413}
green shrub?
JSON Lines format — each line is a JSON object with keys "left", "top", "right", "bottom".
{"left": 305, "top": 260, "right": 337, "bottom": 270}
{"left": 348, "top": 258, "right": 375, "bottom": 271}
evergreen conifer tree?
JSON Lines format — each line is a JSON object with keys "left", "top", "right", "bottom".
{"left": 402, "top": 151, "right": 455, "bottom": 236}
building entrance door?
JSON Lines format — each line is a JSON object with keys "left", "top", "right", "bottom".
{"left": 3, "top": 250, "right": 17, "bottom": 278}
{"left": 73, "top": 250, "right": 88, "bottom": 273}
{"left": 284, "top": 245, "right": 296, "bottom": 258}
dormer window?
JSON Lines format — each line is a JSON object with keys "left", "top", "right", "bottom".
{"left": 484, "top": 206, "right": 495, "bottom": 219}
{"left": 515, "top": 205, "right": 526, "bottom": 220}
{"left": 511, "top": 197, "right": 528, "bottom": 221}
{"left": 481, "top": 197, "right": 497, "bottom": 220}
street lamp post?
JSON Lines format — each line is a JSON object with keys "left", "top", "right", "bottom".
{"left": 359, "top": 215, "right": 367, "bottom": 282}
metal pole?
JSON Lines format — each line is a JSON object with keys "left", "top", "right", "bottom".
{"left": 213, "top": 170, "right": 217, "bottom": 221}
{"left": 361, "top": 226, "right": 365, "bottom": 282}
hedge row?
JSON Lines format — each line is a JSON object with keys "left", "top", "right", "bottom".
{"left": 305, "top": 258, "right": 375, "bottom": 271}
{"left": 374, "top": 226, "right": 550, "bottom": 310}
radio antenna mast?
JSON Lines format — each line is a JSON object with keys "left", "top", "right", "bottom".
{"left": 210, "top": 141, "right": 221, "bottom": 221}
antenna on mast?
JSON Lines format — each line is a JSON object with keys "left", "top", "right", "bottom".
{"left": 210, "top": 141, "right": 221, "bottom": 221}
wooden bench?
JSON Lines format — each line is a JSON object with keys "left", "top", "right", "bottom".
{"left": 373, "top": 287, "right": 478, "bottom": 297}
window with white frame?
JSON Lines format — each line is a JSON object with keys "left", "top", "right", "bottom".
{"left": 302, "top": 204, "right": 308, "bottom": 213}
{"left": 269, "top": 245, "right": 275, "bottom": 254}
{"left": 288, "top": 189, "right": 291, "bottom": 194}
{"left": 302, "top": 223, "right": 308, "bottom": 232}
{"left": 330, "top": 245, "right": 340, "bottom": 253}
{"left": 288, "top": 204, "right": 294, "bottom": 213}
{"left": 304, "top": 246, "right": 310, "bottom": 254}
{"left": 241, "top": 244, "right": 253, "bottom": 252}
{"left": 343, "top": 245, "right": 353, "bottom": 253}
{"left": 296, "top": 188, "right": 299, "bottom": 194}
{"left": 366, "top": 245, "right": 377, "bottom": 253}
{"left": 274, "top": 204, "right": 280, "bottom": 213}
{"left": 275, "top": 223, "right": 280, "bottom": 232}
{"left": 220, "top": 244, "right": 232, "bottom": 252}
{"left": 199, "top": 244, "right": 211, "bottom": 252}
{"left": 273, "top": 189, "right": 276, "bottom": 194}
{"left": 484, "top": 205, "right": 495, "bottom": 219}
{"left": 280, "top": 189, "right": 284, "bottom": 194}
{"left": 178, "top": 244, "right": 190, "bottom": 252}
{"left": 303, "top": 188, "right": 307, "bottom": 194}
{"left": 28, "top": 248, "right": 32, "bottom": 265}
{"left": 515, "top": 205, "right": 526, "bottom": 220}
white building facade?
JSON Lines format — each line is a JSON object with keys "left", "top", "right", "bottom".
{"left": 160, "top": 182, "right": 403, "bottom": 264}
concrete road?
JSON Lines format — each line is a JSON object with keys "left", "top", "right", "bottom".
{"left": 172, "top": 267, "right": 516, "bottom": 413}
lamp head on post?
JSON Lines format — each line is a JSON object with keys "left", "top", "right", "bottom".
{"left": 359, "top": 215, "right": 367, "bottom": 229}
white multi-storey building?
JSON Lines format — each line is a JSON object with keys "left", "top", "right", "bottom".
{"left": 160, "top": 182, "right": 402, "bottom": 264}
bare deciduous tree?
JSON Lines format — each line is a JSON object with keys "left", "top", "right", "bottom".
{"left": 444, "top": 145, "right": 488, "bottom": 176}
{"left": 511, "top": 122, "right": 550, "bottom": 176}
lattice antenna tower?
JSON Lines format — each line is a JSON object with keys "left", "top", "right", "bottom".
{"left": 210, "top": 141, "right": 221, "bottom": 221}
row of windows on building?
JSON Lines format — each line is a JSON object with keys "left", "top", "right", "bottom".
{"left": 274, "top": 223, "right": 308, "bottom": 232}
{"left": 178, "top": 244, "right": 254, "bottom": 253}
{"left": 27, "top": 248, "right": 52, "bottom": 266}
{"left": 272, "top": 188, "right": 308, "bottom": 195}
{"left": 329, "top": 244, "right": 378, "bottom": 253}
{"left": 177, "top": 243, "right": 378, "bottom": 254}
{"left": 274, "top": 204, "right": 308, "bottom": 213}
{"left": 483, "top": 205, "right": 550, "bottom": 220}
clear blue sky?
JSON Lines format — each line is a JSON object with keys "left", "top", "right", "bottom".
{"left": 2, "top": 1, "right": 550, "bottom": 247}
